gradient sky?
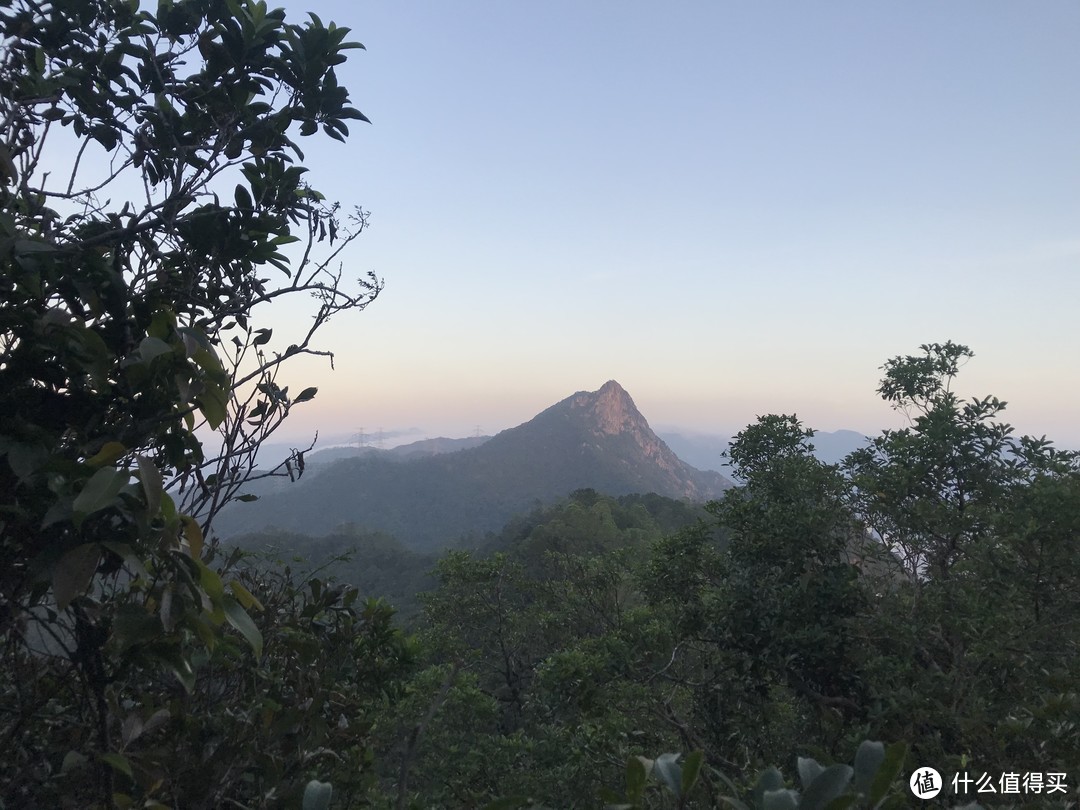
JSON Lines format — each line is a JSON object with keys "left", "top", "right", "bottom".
{"left": 261, "top": 1, "right": 1079, "bottom": 448}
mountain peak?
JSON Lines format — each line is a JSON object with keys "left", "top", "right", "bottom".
{"left": 219, "top": 380, "right": 732, "bottom": 549}
{"left": 568, "top": 380, "right": 643, "bottom": 437}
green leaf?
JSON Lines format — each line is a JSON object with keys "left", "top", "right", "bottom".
{"left": 181, "top": 515, "right": 204, "bottom": 559}
{"left": 100, "top": 752, "right": 133, "bottom": 780}
{"left": 160, "top": 491, "right": 178, "bottom": 525}
{"left": 234, "top": 183, "right": 253, "bottom": 209}
{"left": 229, "top": 580, "right": 264, "bottom": 611}
{"left": 681, "top": 750, "right": 704, "bottom": 797}
{"left": 137, "top": 455, "right": 163, "bottom": 516}
{"left": 87, "top": 441, "right": 127, "bottom": 467}
{"left": 868, "top": 742, "right": 907, "bottom": 806}
{"left": 853, "top": 740, "right": 885, "bottom": 796}
{"left": 798, "top": 756, "right": 825, "bottom": 790}
{"left": 53, "top": 543, "right": 101, "bottom": 610}
{"left": 192, "top": 345, "right": 225, "bottom": 377}
{"left": 751, "top": 766, "right": 787, "bottom": 807}
{"left": 294, "top": 386, "right": 317, "bottom": 403}
{"left": 72, "top": 466, "right": 129, "bottom": 522}
{"left": 196, "top": 560, "right": 226, "bottom": 607}
{"left": 224, "top": 596, "right": 263, "bottom": 657}
{"left": 7, "top": 442, "right": 48, "bottom": 481}
{"left": 197, "top": 381, "right": 228, "bottom": 429}
{"left": 626, "top": 756, "right": 648, "bottom": 803}
{"left": 653, "top": 752, "right": 683, "bottom": 796}
{"left": 136, "top": 336, "right": 174, "bottom": 363}
{"left": 801, "top": 764, "right": 853, "bottom": 810}
{"left": 160, "top": 585, "right": 176, "bottom": 632}
{"left": 148, "top": 308, "right": 175, "bottom": 339}
{"left": 61, "top": 750, "right": 88, "bottom": 774}
{"left": 302, "top": 779, "right": 333, "bottom": 810}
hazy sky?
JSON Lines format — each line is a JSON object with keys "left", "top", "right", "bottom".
{"left": 263, "top": 1, "right": 1079, "bottom": 447}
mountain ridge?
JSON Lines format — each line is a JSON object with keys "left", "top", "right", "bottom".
{"left": 216, "top": 381, "right": 732, "bottom": 549}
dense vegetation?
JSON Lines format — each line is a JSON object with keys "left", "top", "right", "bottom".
{"left": 2, "top": 2, "right": 1077, "bottom": 808}
{"left": 375, "top": 344, "right": 1079, "bottom": 808}
{"left": 221, "top": 343, "right": 1080, "bottom": 808}
{"left": 231, "top": 492, "right": 707, "bottom": 625}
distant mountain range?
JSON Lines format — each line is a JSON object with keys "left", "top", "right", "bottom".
{"left": 302, "top": 436, "right": 492, "bottom": 466}
{"left": 285, "top": 425, "right": 868, "bottom": 475}
{"left": 215, "top": 381, "right": 733, "bottom": 550}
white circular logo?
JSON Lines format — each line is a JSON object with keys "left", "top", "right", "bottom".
{"left": 910, "top": 767, "right": 943, "bottom": 799}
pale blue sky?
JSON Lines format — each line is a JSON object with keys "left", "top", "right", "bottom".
{"left": 268, "top": 1, "right": 1080, "bottom": 447}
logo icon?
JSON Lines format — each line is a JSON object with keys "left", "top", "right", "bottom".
{"left": 911, "top": 768, "right": 946, "bottom": 803}
{"left": 910, "top": 767, "right": 943, "bottom": 799}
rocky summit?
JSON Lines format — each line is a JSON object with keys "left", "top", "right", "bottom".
{"left": 496, "top": 380, "right": 731, "bottom": 504}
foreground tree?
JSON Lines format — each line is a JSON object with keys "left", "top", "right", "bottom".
{"left": 845, "top": 342, "right": 1080, "bottom": 775}
{"left": 0, "top": 0, "right": 379, "bottom": 804}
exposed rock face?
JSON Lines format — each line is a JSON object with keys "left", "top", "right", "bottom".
{"left": 569, "top": 380, "right": 680, "bottom": 473}
{"left": 573, "top": 380, "right": 639, "bottom": 436}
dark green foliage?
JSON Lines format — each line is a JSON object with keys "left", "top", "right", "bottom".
{"left": 231, "top": 526, "right": 438, "bottom": 624}
{"left": 395, "top": 495, "right": 690, "bottom": 806}
{"left": 391, "top": 343, "right": 1080, "bottom": 808}
{"left": 706, "top": 740, "right": 912, "bottom": 810}
{"left": 3, "top": 8, "right": 1077, "bottom": 796}
{"left": 600, "top": 740, "right": 912, "bottom": 809}
{"left": 3, "top": 551, "right": 414, "bottom": 808}
{"left": 704, "top": 416, "right": 869, "bottom": 741}
{"left": 842, "top": 343, "right": 1080, "bottom": 777}
{"left": 0, "top": 0, "right": 382, "bottom": 805}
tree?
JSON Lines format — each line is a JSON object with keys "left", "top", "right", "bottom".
{"left": 659, "top": 416, "right": 870, "bottom": 768}
{"left": 0, "top": 0, "right": 378, "bottom": 804}
{"left": 844, "top": 342, "right": 1080, "bottom": 775}
{"left": 846, "top": 342, "right": 1015, "bottom": 581}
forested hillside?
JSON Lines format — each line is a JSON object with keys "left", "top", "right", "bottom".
{"left": 374, "top": 343, "right": 1080, "bottom": 807}
{"left": 231, "top": 490, "right": 708, "bottom": 624}
{"left": 215, "top": 380, "right": 731, "bottom": 549}
{"left": 192, "top": 344, "right": 1080, "bottom": 807}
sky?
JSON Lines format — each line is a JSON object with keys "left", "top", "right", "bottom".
{"left": 259, "top": 1, "right": 1079, "bottom": 448}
